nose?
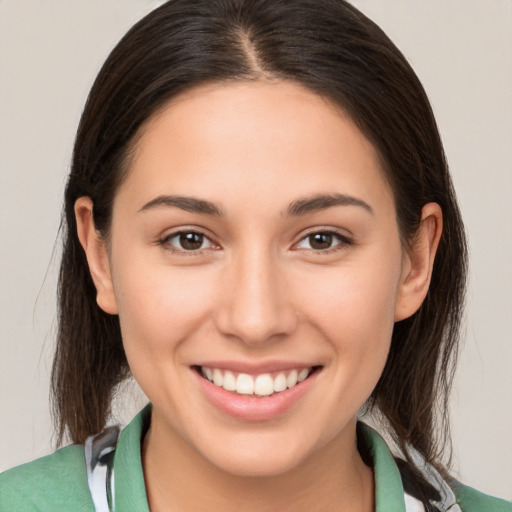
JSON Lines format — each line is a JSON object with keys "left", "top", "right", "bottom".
{"left": 214, "top": 247, "right": 298, "bottom": 346}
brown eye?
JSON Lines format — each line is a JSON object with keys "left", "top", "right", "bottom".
{"left": 295, "top": 231, "right": 350, "bottom": 251}
{"left": 163, "top": 231, "right": 213, "bottom": 252}
{"left": 308, "top": 233, "right": 333, "bottom": 250}
{"left": 179, "top": 232, "right": 204, "bottom": 250}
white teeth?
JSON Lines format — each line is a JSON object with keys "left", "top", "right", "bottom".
{"left": 298, "top": 368, "right": 309, "bottom": 382}
{"left": 223, "top": 371, "right": 236, "bottom": 391}
{"left": 236, "top": 373, "right": 254, "bottom": 395}
{"left": 286, "top": 370, "right": 298, "bottom": 388}
{"left": 213, "top": 368, "right": 223, "bottom": 387}
{"left": 273, "top": 373, "right": 287, "bottom": 392}
{"left": 254, "top": 374, "right": 274, "bottom": 396}
{"left": 204, "top": 367, "right": 213, "bottom": 381}
{"left": 201, "top": 366, "right": 313, "bottom": 396}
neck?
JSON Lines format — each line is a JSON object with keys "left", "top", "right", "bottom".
{"left": 142, "top": 414, "right": 374, "bottom": 512}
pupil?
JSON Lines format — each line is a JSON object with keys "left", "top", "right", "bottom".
{"left": 310, "top": 233, "right": 332, "bottom": 250}
{"left": 180, "top": 233, "right": 203, "bottom": 250}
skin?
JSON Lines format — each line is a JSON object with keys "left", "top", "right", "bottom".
{"left": 76, "top": 80, "right": 442, "bottom": 511}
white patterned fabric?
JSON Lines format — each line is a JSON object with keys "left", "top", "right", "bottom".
{"left": 405, "top": 492, "right": 426, "bottom": 511}
{"left": 408, "top": 445, "right": 462, "bottom": 512}
{"left": 85, "top": 426, "right": 120, "bottom": 512}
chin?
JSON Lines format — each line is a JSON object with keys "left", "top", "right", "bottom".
{"left": 196, "top": 432, "right": 317, "bottom": 478}
{"left": 210, "top": 452, "right": 303, "bottom": 478}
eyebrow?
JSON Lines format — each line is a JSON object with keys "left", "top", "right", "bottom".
{"left": 138, "top": 192, "right": 373, "bottom": 217}
{"left": 138, "top": 195, "right": 224, "bottom": 216}
{"left": 286, "top": 193, "right": 373, "bottom": 216}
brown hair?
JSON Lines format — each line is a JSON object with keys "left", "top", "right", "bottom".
{"left": 52, "top": 0, "right": 467, "bottom": 503}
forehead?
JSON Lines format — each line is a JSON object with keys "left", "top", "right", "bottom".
{"left": 117, "top": 80, "right": 394, "bottom": 216}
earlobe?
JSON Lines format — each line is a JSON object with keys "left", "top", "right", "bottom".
{"left": 75, "top": 197, "right": 118, "bottom": 315}
{"left": 394, "top": 203, "right": 443, "bottom": 322}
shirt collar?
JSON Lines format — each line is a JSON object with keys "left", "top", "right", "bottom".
{"left": 113, "top": 404, "right": 151, "bottom": 512}
{"left": 358, "top": 422, "right": 407, "bottom": 512}
{"left": 112, "top": 405, "right": 407, "bottom": 512}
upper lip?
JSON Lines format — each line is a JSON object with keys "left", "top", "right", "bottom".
{"left": 193, "top": 360, "right": 320, "bottom": 374}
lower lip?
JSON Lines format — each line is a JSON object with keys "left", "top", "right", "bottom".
{"left": 194, "top": 369, "right": 319, "bottom": 422}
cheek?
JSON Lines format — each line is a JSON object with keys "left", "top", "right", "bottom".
{"left": 290, "top": 249, "right": 402, "bottom": 391}
{"left": 294, "top": 254, "right": 401, "bottom": 339}
{"left": 111, "top": 256, "right": 216, "bottom": 366}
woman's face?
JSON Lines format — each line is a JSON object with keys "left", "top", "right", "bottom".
{"left": 83, "top": 81, "right": 428, "bottom": 476}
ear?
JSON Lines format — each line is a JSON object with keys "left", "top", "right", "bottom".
{"left": 394, "top": 202, "right": 443, "bottom": 321}
{"left": 75, "top": 197, "right": 118, "bottom": 315}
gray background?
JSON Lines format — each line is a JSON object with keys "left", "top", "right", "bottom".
{"left": 1, "top": 0, "right": 511, "bottom": 500}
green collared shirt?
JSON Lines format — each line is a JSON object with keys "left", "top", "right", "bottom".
{"left": 1, "top": 405, "right": 510, "bottom": 511}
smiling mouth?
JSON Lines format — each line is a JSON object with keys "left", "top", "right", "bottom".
{"left": 194, "top": 366, "right": 321, "bottom": 397}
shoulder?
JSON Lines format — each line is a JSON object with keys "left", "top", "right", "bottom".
{"left": 452, "top": 481, "right": 511, "bottom": 512}
{"left": 0, "top": 444, "right": 93, "bottom": 512}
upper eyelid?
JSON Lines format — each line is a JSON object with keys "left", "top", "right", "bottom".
{"left": 296, "top": 227, "right": 352, "bottom": 242}
{"left": 161, "top": 226, "right": 214, "bottom": 241}
{"left": 158, "top": 227, "right": 352, "bottom": 248}
{"left": 160, "top": 229, "right": 218, "bottom": 250}
{"left": 164, "top": 228, "right": 208, "bottom": 237}
{"left": 292, "top": 229, "right": 353, "bottom": 251}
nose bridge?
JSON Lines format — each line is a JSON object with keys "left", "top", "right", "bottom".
{"left": 215, "top": 242, "right": 296, "bottom": 345}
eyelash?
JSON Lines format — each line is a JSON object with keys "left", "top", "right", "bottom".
{"left": 293, "top": 230, "right": 353, "bottom": 254}
{"left": 158, "top": 230, "right": 217, "bottom": 254}
{"left": 158, "top": 229, "right": 353, "bottom": 255}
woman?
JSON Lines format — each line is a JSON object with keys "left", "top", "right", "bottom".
{"left": 0, "top": 1, "right": 509, "bottom": 511}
